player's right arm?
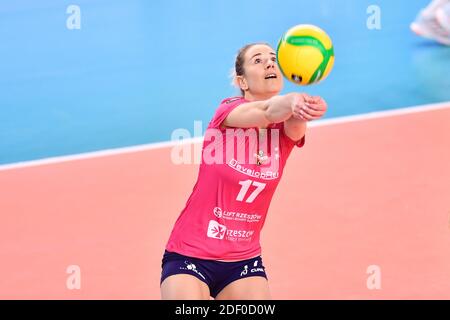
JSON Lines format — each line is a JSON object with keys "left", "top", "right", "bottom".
{"left": 222, "top": 93, "right": 306, "bottom": 129}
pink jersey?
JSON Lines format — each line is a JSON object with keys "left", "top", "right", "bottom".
{"left": 165, "top": 97, "right": 305, "bottom": 260}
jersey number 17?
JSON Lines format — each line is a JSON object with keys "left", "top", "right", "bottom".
{"left": 236, "top": 179, "right": 266, "bottom": 203}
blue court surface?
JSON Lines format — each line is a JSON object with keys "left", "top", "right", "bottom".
{"left": 1, "top": 0, "right": 449, "bottom": 165}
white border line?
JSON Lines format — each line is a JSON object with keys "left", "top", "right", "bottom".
{"left": 0, "top": 101, "right": 449, "bottom": 172}
{"left": 308, "top": 101, "right": 450, "bottom": 127}
{"left": 0, "top": 137, "right": 204, "bottom": 172}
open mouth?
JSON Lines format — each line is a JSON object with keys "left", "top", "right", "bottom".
{"left": 264, "top": 73, "right": 277, "bottom": 79}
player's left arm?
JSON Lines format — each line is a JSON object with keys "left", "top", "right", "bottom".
{"left": 284, "top": 95, "right": 328, "bottom": 141}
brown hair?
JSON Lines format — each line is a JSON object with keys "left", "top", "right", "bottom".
{"left": 233, "top": 42, "right": 271, "bottom": 96}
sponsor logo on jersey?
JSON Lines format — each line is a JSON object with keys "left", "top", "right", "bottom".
{"left": 228, "top": 158, "right": 279, "bottom": 180}
{"left": 207, "top": 220, "right": 226, "bottom": 239}
{"left": 206, "top": 220, "right": 254, "bottom": 241}
{"left": 212, "top": 206, "right": 262, "bottom": 223}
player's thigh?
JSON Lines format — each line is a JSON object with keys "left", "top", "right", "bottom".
{"left": 215, "top": 276, "right": 271, "bottom": 300}
{"left": 161, "top": 274, "right": 210, "bottom": 300}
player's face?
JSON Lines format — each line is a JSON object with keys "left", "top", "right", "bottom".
{"left": 241, "top": 44, "right": 283, "bottom": 99}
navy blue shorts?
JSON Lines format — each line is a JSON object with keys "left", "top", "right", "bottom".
{"left": 160, "top": 250, "right": 268, "bottom": 298}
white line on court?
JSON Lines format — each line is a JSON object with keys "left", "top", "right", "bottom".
{"left": 0, "top": 101, "right": 449, "bottom": 172}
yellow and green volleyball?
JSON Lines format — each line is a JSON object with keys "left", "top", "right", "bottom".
{"left": 276, "top": 24, "right": 335, "bottom": 85}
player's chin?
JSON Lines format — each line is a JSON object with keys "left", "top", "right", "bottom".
{"left": 265, "top": 82, "right": 283, "bottom": 94}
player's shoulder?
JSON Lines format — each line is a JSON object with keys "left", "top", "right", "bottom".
{"left": 219, "top": 96, "right": 246, "bottom": 105}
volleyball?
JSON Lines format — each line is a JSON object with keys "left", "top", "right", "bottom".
{"left": 276, "top": 24, "right": 335, "bottom": 85}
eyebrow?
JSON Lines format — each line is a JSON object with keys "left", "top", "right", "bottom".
{"left": 250, "top": 52, "right": 276, "bottom": 60}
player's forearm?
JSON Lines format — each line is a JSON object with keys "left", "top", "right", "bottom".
{"left": 223, "top": 94, "right": 295, "bottom": 128}
{"left": 264, "top": 94, "right": 295, "bottom": 124}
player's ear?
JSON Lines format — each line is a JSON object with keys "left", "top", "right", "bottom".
{"left": 236, "top": 75, "right": 248, "bottom": 91}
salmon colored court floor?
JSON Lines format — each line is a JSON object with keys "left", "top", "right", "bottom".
{"left": 0, "top": 104, "right": 450, "bottom": 299}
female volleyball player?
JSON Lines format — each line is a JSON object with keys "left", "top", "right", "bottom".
{"left": 160, "top": 43, "right": 327, "bottom": 300}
